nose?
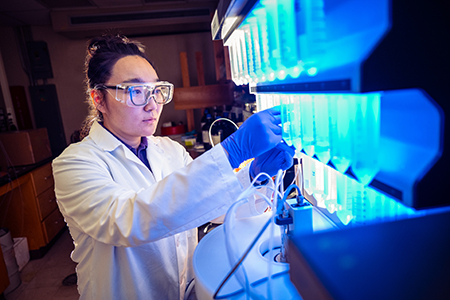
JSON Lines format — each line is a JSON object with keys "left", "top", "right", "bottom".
{"left": 143, "top": 96, "right": 158, "bottom": 111}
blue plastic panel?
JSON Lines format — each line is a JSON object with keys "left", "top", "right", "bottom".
{"left": 225, "top": 0, "right": 390, "bottom": 90}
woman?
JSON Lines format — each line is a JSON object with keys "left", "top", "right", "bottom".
{"left": 52, "top": 34, "right": 294, "bottom": 300}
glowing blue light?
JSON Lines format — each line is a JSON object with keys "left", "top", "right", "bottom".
{"left": 289, "top": 66, "right": 302, "bottom": 78}
{"left": 307, "top": 67, "right": 318, "bottom": 76}
{"left": 277, "top": 69, "right": 287, "bottom": 80}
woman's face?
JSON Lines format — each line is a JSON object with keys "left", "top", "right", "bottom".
{"left": 97, "top": 55, "right": 163, "bottom": 148}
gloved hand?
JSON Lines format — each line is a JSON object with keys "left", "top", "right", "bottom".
{"left": 221, "top": 106, "right": 282, "bottom": 168}
{"left": 250, "top": 142, "right": 295, "bottom": 179}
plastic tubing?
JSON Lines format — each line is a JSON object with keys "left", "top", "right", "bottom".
{"left": 219, "top": 172, "right": 275, "bottom": 300}
{"left": 215, "top": 170, "right": 290, "bottom": 299}
{"left": 209, "top": 117, "right": 240, "bottom": 147}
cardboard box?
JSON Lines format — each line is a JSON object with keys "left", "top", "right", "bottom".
{"left": 0, "top": 128, "right": 52, "bottom": 169}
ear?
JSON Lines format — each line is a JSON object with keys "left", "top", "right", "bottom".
{"left": 91, "top": 90, "right": 106, "bottom": 113}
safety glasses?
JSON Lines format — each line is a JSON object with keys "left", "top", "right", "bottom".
{"left": 96, "top": 81, "right": 174, "bottom": 106}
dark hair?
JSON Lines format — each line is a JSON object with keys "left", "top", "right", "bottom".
{"left": 79, "top": 34, "right": 157, "bottom": 139}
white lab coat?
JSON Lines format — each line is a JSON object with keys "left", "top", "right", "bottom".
{"left": 52, "top": 121, "right": 253, "bottom": 300}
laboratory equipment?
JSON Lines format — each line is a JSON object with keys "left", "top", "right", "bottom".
{"left": 194, "top": 0, "right": 450, "bottom": 299}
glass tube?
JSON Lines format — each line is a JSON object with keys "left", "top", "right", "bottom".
{"left": 290, "top": 94, "right": 303, "bottom": 151}
{"left": 351, "top": 179, "right": 365, "bottom": 225}
{"left": 302, "top": 154, "right": 315, "bottom": 196}
{"left": 281, "top": 94, "right": 293, "bottom": 146}
{"left": 248, "top": 15, "right": 263, "bottom": 81}
{"left": 351, "top": 94, "right": 381, "bottom": 185}
{"left": 329, "top": 94, "right": 354, "bottom": 174}
{"left": 277, "top": 0, "right": 299, "bottom": 79}
{"left": 253, "top": 6, "right": 271, "bottom": 82}
{"left": 240, "top": 20, "right": 256, "bottom": 82}
{"left": 227, "top": 35, "right": 240, "bottom": 85}
{"left": 314, "top": 94, "right": 331, "bottom": 164}
{"left": 296, "top": 0, "right": 326, "bottom": 76}
{"left": 261, "top": 0, "right": 281, "bottom": 81}
{"left": 300, "top": 94, "right": 315, "bottom": 157}
{"left": 312, "top": 159, "right": 326, "bottom": 208}
{"left": 237, "top": 29, "right": 249, "bottom": 84}
{"left": 324, "top": 166, "right": 338, "bottom": 213}
{"left": 336, "top": 172, "right": 353, "bottom": 225}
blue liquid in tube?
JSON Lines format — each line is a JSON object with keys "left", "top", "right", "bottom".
{"left": 281, "top": 94, "right": 303, "bottom": 149}
{"left": 281, "top": 94, "right": 293, "bottom": 146}
{"left": 242, "top": 23, "right": 256, "bottom": 80}
{"left": 296, "top": 0, "right": 326, "bottom": 76}
{"left": 253, "top": 6, "right": 271, "bottom": 82}
{"left": 314, "top": 94, "right": 331, "bottom": 164}
{"left": 329, "top": 94, "right": 353, "bottom": 174}
{"left": 232, "top": 33, "right": 244, "bottom": 85}
{"left": 232, "top": 30, "right": 244, "bottom": 84}
{"left": 300, "top": 94, "right": 315, "bottom": 157}
{"left": 336, "top": 172, "right": 353, "bottom": 225}
{"left": 256, "top": 94, "right": 265, "bottom": 112}
{"left": 312, "top": 159, "right": 326, "bottom": 208}
{"left": 226, "top": 35, "right": 238, "bottom": 84}
{"left": 350, "top": 180, "right": 365, "bottom": 225}
{"left": 237, "top": 30, "right": 249, "bottom": 84}
{"left": 248, "top": 15, "right": 263, "bottom": 81}
{"left": 364, "top": 187, "right": 379, "bottom": 223}
{"left": 261, "top": 0, "right": 281, "bottom": 78}
{"left": 351, "top": 94, "right": 381, "bottom": 186}
{"left": 324, "top": 166, "right": 338, "bottom": 213}
{"left": 261, "top": 94, "right": 271, "bottom": 111}
{"left": 302, "top": 154, "right": 315, "bottom": 196}
{"left": 270, "top": 94, "right": 277, "bottom": 109}
{"left": 273, "top": 94, "right": 281, "bottom": 106}
{"left": 265, "top": 94, "right": 273, "bottom": 110}
{"left": 277, "top": 0, "right": 299, "bottom": 75}
{"left": 290, "top": 94, "right": 303, "bottom": 151}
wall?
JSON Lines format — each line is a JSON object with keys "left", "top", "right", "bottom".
{"left": 0, "top": 25, "right": 217, "bottom": 145}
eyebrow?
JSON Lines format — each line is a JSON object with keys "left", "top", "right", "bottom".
{"left": 122, "top": 78, "right": 161, "bottom": 84}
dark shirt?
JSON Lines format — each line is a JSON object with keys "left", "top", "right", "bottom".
{"left": 100, "top": 123, "right": 151, "bottom": 171}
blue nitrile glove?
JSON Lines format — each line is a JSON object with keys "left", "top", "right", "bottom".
{"left": 221, "top": 106, "right": 282, "bottom": 168}
{"left": 250, "top": 142, "right": 296, "bottom": 179}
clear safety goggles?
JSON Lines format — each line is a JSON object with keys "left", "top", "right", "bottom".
{"left": 97, "top": 81, "right": 174, "bottom": 106}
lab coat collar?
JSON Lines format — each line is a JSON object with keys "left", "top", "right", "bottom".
{"left": 90, "top": 121, "right": 123, "bottom": 152}
{"left": 89, "top": 122, "right": 151, "bottom": 169}
{"left": 89, "top": 121, "right": 166, "bottom": 180}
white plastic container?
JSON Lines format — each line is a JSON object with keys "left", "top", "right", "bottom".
{"left": 13, "top": 237, "right": 30, "bottom": 272}
{"left": 0, "top": 228, "right": 21, "bottom": 294}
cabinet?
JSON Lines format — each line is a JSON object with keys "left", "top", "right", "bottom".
{"left": 0, "top": 162, "right": 65, "bottom": 257}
